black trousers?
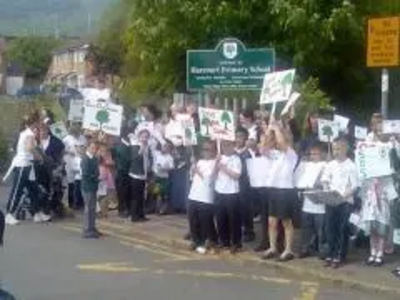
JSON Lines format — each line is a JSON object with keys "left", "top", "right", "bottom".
{"left": 215, "top": 193, "right": 242, "bottom": 248}
{"left": 325, "top": 203, "right": 351, "bottom": 261}
{"left": 115, "top": 173, "right": 131, "bottom": 214}
{"left": 240, "top": 188, "right": 254, "bottom": 236}
{"left": 130, "top": 178, "right": 146, "bottom": 221}
{"left": 300, "top": 212, "right": 326, "bottom": 256}
{"left": 188, "top": 200, "right": 217, "bottom": 247}
{"left": 7, "top": 166, "right": 38, "bottom": 215}
{"left": 68, "top": 181, "right": 84, "bottom": 210}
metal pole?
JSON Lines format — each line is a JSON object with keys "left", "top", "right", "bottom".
{"left": 381, "top": 68, "right": 389, "bottom": 119}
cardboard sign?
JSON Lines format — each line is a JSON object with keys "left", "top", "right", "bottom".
{"left": 393, "top": 228, "right": 400, "bottom": 245}
{"left": 50, "top": 121, "right": 68, "bottom": 140}
{"left": 68, "top": 99, "right": 84, "bottom": 122}
{"left": 318, "top": 119, "right": 340, "bottom": 143}
{"left": 382, "top": 120, "right": 400, "bottom": 134}
{"left": 294, "top": 161, "right": 325, "bottom": 189}
{"left": 281, "top": 92, "right": 301, "bottom": 116}
{"left": 355, "top": 142, "right": 393, "bottom": 180}
{"left": 83, "top": 99, "right": 123, "bottom": 136}
{"left": 354, "top": 126, "right": 368, "bottom": 140}
{"left": 334, "top": 115, "right": 350, "bottom": 132}
{"left": 260, "top": 69, "right": 296, "bottom": 104}
{"left": 198, "top": 107, "right": 235, "bottom": 141}
{"left": 176, "top": 114, "right": 197, "bottom": 146}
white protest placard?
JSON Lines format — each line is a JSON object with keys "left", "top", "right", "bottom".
{"left": 355, "top": 142, "right": 393, "bottom": 180}
{"left": 176, "top": 114, "right": 197, "bottom": 146}
{"left": 382, "top": 120, "right": 400, "bottom": 134}
{"left": 318, "top": 119, "right": 340, "bottom": 142}
{"left": 198, "top": 107, "right": 235, "bottom": 141}
{"left": 334, "top": 115, "right": 350, "bottom": 132}
{"left": 354, "top": 126, "right": 368, "bottom": 140}
{"left": 246, "top": 157, "right": 272, "bottom": 188}
{"left": 294, "top": 161, "right": 325, "bottom": 189}
{"left": 50, "top": 121, "right": 68, "bottom": 140}
{"left": 393, "top": 229, "right": 400, "bottom": 245}
{"left": 260, "top": 69, "right": 296, "bottom": 104}
{"left": 68, "top": 99, "right": 84, "bottom": 122}
{"left": 83, "top": 99, "right": 123, "bottom": 136}
{"left": 281, "top": 92, "right": 301, "bottom": 116}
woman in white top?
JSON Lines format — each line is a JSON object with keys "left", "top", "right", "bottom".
{"left": 5, "top": 114, "right": 39, "bottom": 225}
{"left": 261, "top": 121, "right": 298, "bottom": 262}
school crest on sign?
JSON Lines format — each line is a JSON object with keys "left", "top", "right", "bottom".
{"left": 223, "top": 42, "right": 238, "bottom": 59}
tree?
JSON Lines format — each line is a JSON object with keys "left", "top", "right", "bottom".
{"left": 201, "top": 116, "right": 211, "bottom": 135}
{"left": 220, "top": 111, "right": 232, "bottom": 130}
{"left": 96, "top": 109, "right": 110, "bottom": 130}
{"left": 7, "top": 36, "right": 60, "bottom": 80}
{"left": 322, "top": 125, "right": 334, "bottom": 141}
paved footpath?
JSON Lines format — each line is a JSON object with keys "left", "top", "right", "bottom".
{"left": 0, "top": 186, "right": 399, "bottom": 299}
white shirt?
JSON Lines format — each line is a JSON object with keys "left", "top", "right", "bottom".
{"left": 164, "top": 119, "right": 183, "bottom": 147}
{"left": 188, "top": 159, "right": 216, "bottom": 204}
{"left": 14, "top": 128, "right": 36, "bottom": 167}
{"left": 63, "top": 134, "right": 86, "bottom": 182}
{"left": 41, "top": 136, "right": 50, "bottom": 152}
{"left": 267, "top": 148, "right": 298, "bottom": 189}
{"left": 321, "top": 158, "right": 359, "bottom": 204}
{"left": 153, "top": 150, "right": 174, "bottom": 178}
{"left": 215, "top": 155, "right": 242, "bottom": 194}
{"left": 72, "top": 156, "right": 82, "bottom": 180}
{"left": 248, "top": 124, "right": 258, "bottom": 141}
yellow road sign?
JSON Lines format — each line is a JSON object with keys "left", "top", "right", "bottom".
{"left": 367, "top": 17, "right": 400, "bottom": 67}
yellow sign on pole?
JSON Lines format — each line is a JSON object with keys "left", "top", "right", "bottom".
{"left": 367, "top": 17, "right": 400, "bottom": 67}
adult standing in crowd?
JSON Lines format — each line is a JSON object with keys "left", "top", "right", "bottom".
{"left": 4, "top": 113, "right": 40, "bottom": 225}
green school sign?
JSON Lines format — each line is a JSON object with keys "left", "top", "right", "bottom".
{"left": 186, "top": 38, "right": 275, "bottom": 91}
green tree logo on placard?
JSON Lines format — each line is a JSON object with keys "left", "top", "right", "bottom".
{"left": 201, "top": 116, "right": 211, "bottom": 135}
{"left": 96, "top": 109, "right": 110, "bottom": 130}
{"left": 281, "top": 72, "right": 294, "bottom": 96}
{"left": 221, "top": 111, "right": 232, "bottom": 130}
{"left": 322, "top": 125, "right": 333, "bottom": 140}
{"left": 185, "top": 128, "right": 193, "bottom": 141}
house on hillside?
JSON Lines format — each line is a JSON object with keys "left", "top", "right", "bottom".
{"left": 45, "top": 42, "right": 93, "bottom": 89}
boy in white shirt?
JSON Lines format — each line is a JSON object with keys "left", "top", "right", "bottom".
{"left": 321, "top": 137, "right": 359, "bottom": 268}
{"left": 298, "top": 142, "right": 327, "bottom": 259}
{"left": 215, "top": 140, "right": 242, "bottom": 253}
{"left": 187, "top": 140, "right": 217, "bottom": 254}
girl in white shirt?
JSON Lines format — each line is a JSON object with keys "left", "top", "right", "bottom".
{"left": 188, "top": 140, "right": 217, "bottom": 254}
{"left": 214, "top": 140, "right": 242, "bottom": 253}
{"left": 261, "top": 122, "right": 298, "bottom": 262}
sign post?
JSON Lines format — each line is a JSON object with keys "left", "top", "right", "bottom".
{"left": 187, "top": 38, "right": 275, "bottom": 91}
{"left": 367, "top": 17, "right": 400, "bottom": 119}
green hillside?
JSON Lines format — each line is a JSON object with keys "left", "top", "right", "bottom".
{"left": 0, "top": 0, "right": 115, "bottom": 37}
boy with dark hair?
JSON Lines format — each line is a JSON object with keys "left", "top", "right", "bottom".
{"left": 235, "top": 127, "right": 255, "bottom": 242}
{"left": 81, "top": 140, "right": 101, "bottom": 239}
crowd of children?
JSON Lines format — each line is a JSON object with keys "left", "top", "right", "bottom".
{"left": 2, "top": 103, "right": 400, "bottom": 278}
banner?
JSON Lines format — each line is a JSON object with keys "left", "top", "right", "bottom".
{"left": 83, "top": 100, "right": 123, "bottom": 136}
{"left": 354, "top": 126, "right": 368, "bottom": 140}
{"left": 355, "top": 142, "right": 393, "bottom": 180}
{"left": 176, "top": 114, "right": 197, "bottom": 146}
{"left": 68, "top": 99, "right": 84, "bottom": 122}
{"left": 383, "top": 120, "right": 400, "bottom": 134}
{"left": 318, "top": 119, "right": 340, "bottom": 142}
{"left": 50, "top": 121, "right": 68, "bottom": 140}
{"left": 260, "top": 69, "right": 296, "bottom": 104}
{"left": 198, "top": 107, "right": 235, "bottom": 141}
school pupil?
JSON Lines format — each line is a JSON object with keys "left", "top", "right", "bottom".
{"left": 235, "top": 127, "right": 255, "bottom": 242}
{"left": 188, "top": 140, "right": 218, "bottom": 254}
{"left": 321, "top": 137, "right": 359, "bottom": 268}
{"left": 152, "top": 141, "right": 175, "bottom": 214}
{"left": 97, "top": 144, "right": 115, "bottom": 218}
{"left": 81, "top": 140, "right": 101, "bottom": 239}
{"left": 215, "top": 140, "right": 243, "bottom": 254}
{"left": 129, "top": 129, "right": 151, "bottom": 222}
{"left": 299, "top": 142, "right": 327, "bottom": 259}
{"left": 262, "top": 121, "right": 298, "bottom": 262}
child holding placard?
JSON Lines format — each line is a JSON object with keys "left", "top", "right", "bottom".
{"left": 321, "top": 137, "right": 359, "bottom": 268}
{"left": 297, "top": 142, "right": 327, "bottom": 259}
